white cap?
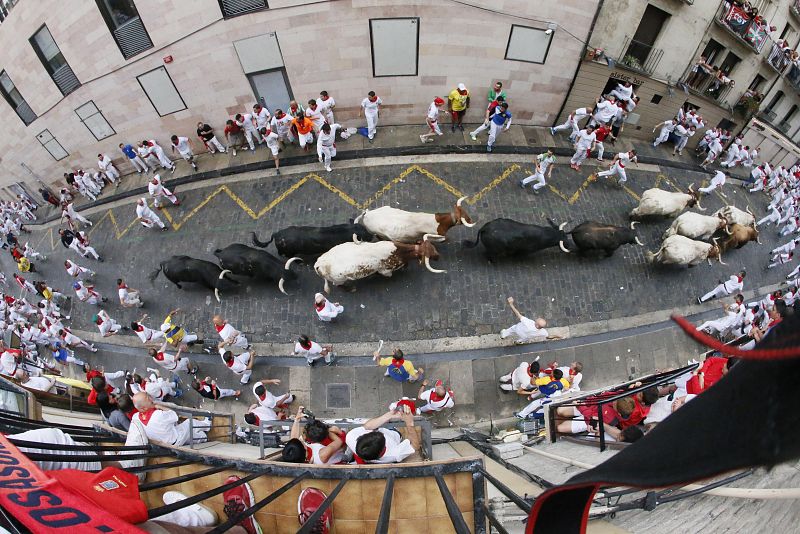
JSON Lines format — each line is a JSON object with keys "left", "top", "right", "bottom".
{"left": 457, "top": 83, "right": 466, "bottom": 91}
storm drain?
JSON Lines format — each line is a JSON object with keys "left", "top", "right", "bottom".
{"left": 326, "top": 384, "right": 351, "bottom": 409}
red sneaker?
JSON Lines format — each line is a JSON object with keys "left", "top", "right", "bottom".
{"left": 222, "top": 475, "right": 262, "bottom": 534}
{"left": 298, "top": 487, "right": 333, "bottom": 534}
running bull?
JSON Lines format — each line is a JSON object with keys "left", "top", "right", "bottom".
{"left": 646, "top": 235, "right": 725, "bottom": 267}
{"left": 213, "top": 243, "right": 302, "bottom": 295}
{"left": 148, "top": 255, "right": 240, "bottom": 302}
{"left": 560, "top": 221, "right": 645, "bottom": 257}
{"left": 314, "top": 234, "right": 445, "bottom": 293}
{"left": 663, "top": 212, "right": 731, "bottom": 240}
{"left": 629, "top": 185, "right": 703, "bottom": 219}
{"left": 462, "top": 218, "right": 567, "bottom": 262}
{"left": 720, "top": 223, "right": 760, "bottom": 251}
{"left": 355, "top": 196, "right": 475, "bottom": 243}
{"left": 251, "top": 222, "right": 373, "bottom": 258}
{"left": 714, "top": 205, "right": 756, "bottom": 228}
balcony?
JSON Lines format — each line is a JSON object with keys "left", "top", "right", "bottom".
{"left": 791, "top": 0, "right": 800, "bottom": 23}
{"left": 758, "top": 109, "right": 777, "bottom": 124}
{"left": 678, "top": 70, "right": 734, "bottom": 107}
{"left": 764, "top": 41, "right": 792, "bottom": 76}
{"left": 617, "top": 35, "right": 663, "bottom": 76}
{"left": 714, "top": 1, "right": 770, "bottom": 54}
{"left": 112, "top": 16, "right": 153, "bottom": 59}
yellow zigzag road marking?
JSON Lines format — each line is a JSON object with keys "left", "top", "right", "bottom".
{"left": 469, "top": 164, "right": 519, "bottom": 204}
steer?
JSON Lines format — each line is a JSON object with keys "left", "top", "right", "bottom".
{"left": 562, "top": 221, "right": 644, "bottom": 257}
{"left": 314, "top": 234, "right": 445, "bottom": 293}
{"left": 714, "top": 205, "right": 756, "bottom": 228}
{"left": 720, "top": 223, "right": 760, "bottom": 251}
{"left": 148, "top": 255, "right": 240, "bottom": 301}
{"left": 646, "top": 235, "right": 725, "bottom": 267}
{"left": 213, "top": 244, "right": 302, "bottom": 295}
{"left": 355, "top": 196, "right": 475, "bottom": 243}
{"left": 251, "top": 223, "right": 373, "bottom": 258}
{"left": 462, "top": 218, "right": 567, "bottom": 262}
{"left": 663, "top": 212, "right": 730, "bottom": 240}
{"left": 629, "top": 185, "right": 703, "bottom": 219}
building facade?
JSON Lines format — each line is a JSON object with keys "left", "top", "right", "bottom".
{"left": 557, "top": 0, "right": 800, "bottom": 167}
{"left": 0, "top": 0, "right": 598, "bottom": 194}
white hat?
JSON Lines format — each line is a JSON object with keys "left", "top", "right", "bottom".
{"left": 314, "top": 293, "right": 325, "bottom": 303}
{"left": 457, "top": 83, "right": 466, "bottom": 91}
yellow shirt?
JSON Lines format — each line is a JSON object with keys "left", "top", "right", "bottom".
{"left": 17, "top": 258, "right": 31, "bottom": 273}
{"left": 378, "top": 357, "right": 418, "bottom": 378}
{"left": 448, "top": 89, "right": 469, "bottom": 111}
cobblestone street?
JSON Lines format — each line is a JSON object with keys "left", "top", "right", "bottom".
{"left": 12, "top": 157, "right": 790, "bottom": 346}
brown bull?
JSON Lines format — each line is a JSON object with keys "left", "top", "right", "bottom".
{"left": 721, "top": 223, "right": 760, "bottom": 251}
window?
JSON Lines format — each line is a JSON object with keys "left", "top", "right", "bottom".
{"left": 748, "top": 74, "right": 766, "bottom": 91}
{"left": 717, "top": 118, "right": 736, "bottom": 131}
{"left": 701, "top": 39, "right": 725, "bottom": 64}
{"left": 218, "top": 0, "right": 267, "bottom": 18}
{"left": 783, "top": 104, "right": 797, "bottom": 123}
{"left": 624, "top": 4, "right": 670, "bottom": 68}
{"left": 766, "top": 90, "right": 784, "bottom": 112}
{"left": 95, "top": 0, "right": 153, "bottom": 59}
{"left": 29, "top": 25, "right": 80, "bottom": 96}
{"left": 136, "top": 66, "right": 186, "bottom": 116}
{"left": 505, "top": 24, "right": 553, "bottom": 64}
{"left": 780, "top": 23, "right": 793, "bottom": 40}
{"left": 75, "top": 101, "right": 115, "bottom": 140}
{"left": 36, "top": 129, "right": 68, "bottom": 161}
{"left": 369, "top": 18, "right": 420, "bottom": 76}
{"left": 719, "top": 51, "right": 741, "bottom": 75}
{"left": 650, "top": 94, "right": 662, "bottom": 104}
{"left": 0, "top": 71, "right": 36, "bottom": 125}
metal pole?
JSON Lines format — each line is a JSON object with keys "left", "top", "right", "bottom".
{"left": 189, "top": 414, "right": 194, "bottom": 450}
{"left": 259, "top": 420, "right": 265, "bottom": 459}
{"left": 375, "top": 473, "right": 395, "bottom": 534}
{"left": 229, "top": 414, "right": 234, "bottom": 444}
{"left": 597, "top": 400, "right": 606, "bottom": 452}
{"left": 434, "top": 471, "right": 471, "bottom": 533}
{"left": 472, "top": 470, "right": 488, "bottom": 534}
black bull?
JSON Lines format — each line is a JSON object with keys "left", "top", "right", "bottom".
{"left": 148, "top": 255, "right": 239, "bottom": 302}
{"left": 252, "top": 223, "right": 373, "bottom": 257}
{"left": 462, "top": 219, "right": 642, "bottom": 260}
{"left": 213, "top": 243, "right": 301, "bottom": 295}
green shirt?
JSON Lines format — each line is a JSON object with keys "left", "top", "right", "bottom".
{"left": 488, "top": 88, "right": 507, "bottom": 103}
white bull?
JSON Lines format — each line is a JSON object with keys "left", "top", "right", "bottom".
{"left": 314, "top": 234, "right": 445, "bottom": 293}
{"left": 629, "top": 185, "right": 703, "bottom": 219}
{"left": 714, "top": 205, "right": 756, "bottom": 227}
{"left": 646, "top": 235, "right": 725, "bottom": 266}
{"left": 663, "top": 212, "right": 730, "bottom": 240}
{"left": 355, "top": 196, "right": 475, "bottom": 243}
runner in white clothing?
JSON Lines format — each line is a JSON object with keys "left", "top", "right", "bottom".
{"left": 551, "top": 106, "right": 592, "bottom": 141}
{"left": 62, "top": 202, "right": 92, "bottom": 227}
{"left": 144, "top": 140, "right": 175, "bottom": 172}
{"left": 131, "top": 315, "right": 165, "bottom": 345}
{"left": 520, "top": 149, "right": 556, "bottom": 193}
{"left": 293, "top": 335, "right": 334, "bottom": 366}
{"left": 652, "top": 119, "right": 677, "bottom": 147}
{"left": 135, "top": 197, "right": 167, "bottom": 230}
{"left": 317, "top": 91, "right": 336, "bottom": 124}
{"left": 314, "top": 293, "right": 344, "bottom": 321}
{"left": 213, "top": 315, "right": 249, "bottom": 349}
{"left": 360, "top": 91, "right": 382, "bottom": 140}
{"left": 417, "top": 379, "right": 455, "bottom": 413}
{"left": 97, "top": 154, "right": 119, "bottom": 183}
{"left": 270, "top": 109, "right": 294, "bottom": 145}
{"left": 64, "top": 259, "right": 94, "bottom": 279}
{"left": 305, "top": 99, "right": 326, "bottom": 132}
{"left": 220, "top": 345, "right": 254, "bottom": 384}
{"left": 316, "top": 123, "right": 340, "bottom": 172}
{"left": 594, "top": 150, "right": 637, "bottom": 185}
{"left": 699, "top": 170, "right": 727, "bottom": 195}
{"left": 420, "top": 97, "right": 445, "bottom": 143}
{"left": 117, "top": 278, "right": 143, "bottom": 308}
{"left": 500, "top": 297, "right": 551, "bottom": 344}
{"left": 569, "top": 125, "right": 596, "bottom": 170}
{"left": 148, "top": 175, "right": 180, "bottom": 208}
{"left": 253, "top": 103, "right": 271, "bottom": 132}
{"left": 149, "top": 343, "right": 196, "bottom": 374}
{"left": 697, "top": 271, "right": 746, "bottom": 303}
{"left": 235, "top": 113, "right": 260, "bottom": 151}
{"left": 258, "top": 126, "right": 281, "bottom": 174}
{"left": 170, "top": 135, "right": 197, "bottom": 171}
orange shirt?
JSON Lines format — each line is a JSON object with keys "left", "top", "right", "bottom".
{"left": 293, "top": 117, "right": 313, "bottom": 135}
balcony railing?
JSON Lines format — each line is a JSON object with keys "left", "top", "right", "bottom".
{"left": 617, "top": 35, "right": 663, "bottom": 76}
{"left": 13, "top": 100, "right": 36, "bottom": 126}
{"left": 714, "top": 0, "right": 770, "bottom": 53}
{"left": 219, "top": 0, "right": 267, "bottom": 18}
{"left": 51, "top": 64, "right": 80, "bottom": 96}
{"left": 112, "top": 16, "right": 153, "bottom": 59}
{"left": 777, "top": 120, "right": 792, "bottom": 135}
{"left": 679, "top": 69, "right": 734, "bottom": 106}
{"left": 759, "top": 109, "right": 778, "bottom": 124}
{"left": 765, "top": 41, "right": 792, "bottom": 75}
{"left": 791, "top": 0, "right": 800, "bottom": 23}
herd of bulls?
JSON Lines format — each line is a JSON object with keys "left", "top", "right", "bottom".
{"left": 146, "top": 183, "right": 760, "bottom": 300}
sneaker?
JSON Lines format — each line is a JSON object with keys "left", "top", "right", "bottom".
{"left": 223, "top": 476, "right": 262, "bottom": 534}
{"left": 518, "top": 181, "right": 525, "bottom": 188}
{"left": 275, "top": 168, "right": 281, "bottom": 175}
{"left": 170, "top": 167, "right": 176, "bottom": 173}
{"left": 550, "top": 127, "right": 555, "bottom": 135}
{"left": 326, "top": 355, "right": 335, "bottom": 366}
{"left": 487, "top": 145, "right": 493, "bottom": 152}
{"left": 696, "top": 297, "right": 702, "bottom": 304}
{"left": 232, "top": 149, "right": 237, "bottom": 156}
{"left": 307, "top": 360, "right": 315, "bottom": 367}
{"left": 470, "top": 134, "right": 477, "bottom": 141}
{"left": 325, "top": 166, "right": 332, "bottom": 172}
{"left": 164, "top": 491, "right": 217, "bottom": 527}
{"left": 298, "top": 487, "right": 333, "bottom": 533}
{"left": 420, "top": 134, "right": 427, "bottom": 143}
{"left": 160, "top": 226, "right": 168, "bottom": 232}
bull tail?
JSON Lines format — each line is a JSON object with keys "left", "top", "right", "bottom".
{"left": 663, "top": 225, "right": 676, "bottom": 239}
{"left": 461, "top": 232, "right": 481, "bottom": 249}
{"left": 147, "top": 263, "right": 163, "bottom": 284}
{"left": 251, "top": 232, "right": 274, "bottom": 248}
{"left": 646, "top": 244, "right": 665, "bottom": 264}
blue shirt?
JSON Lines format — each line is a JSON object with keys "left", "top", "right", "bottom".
{"left": 491, "top": 110, "right": 511, "bottom": 126}
{"left": 121, "top": 144, "right": 137, "bottom": 159}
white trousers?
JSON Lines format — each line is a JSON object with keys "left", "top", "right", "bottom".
{"left": 142, "top": 155, "right": 160, "bottom": 172}
{"left": 129, "top": 156, "right": 148, "bottom": 173}
{"left": 598, "top": 163, "right": 627, "bottom": 183}
{"left": 153, "top": 188, "right": 179, "bottom": 208}
{"left": 306, "top": 351, "right": 332, "bottom": 364}
{"left": 103, "top": 164, "right": 120, "bottom": 181}
{"left": 140, "top": 212, "right": 166, "bottom": 229}
{"left": 470, "top": 121, "right": 490, "bottom": 137}
{"left": 654, "top": 128, "right": 672, "bottom": 146}
{"left": 243, "top": 128, "right": 259, "bottom": 150}
{"left": 237, "top": 369, "right": 252, "bottom": 384}
{"left": 787, "top": 264, "right": 800, "bottom": 279}
{"left": 320, "top": 145, "right": 337, "bottom": 167}
{"left": 699, "top": 183, "right": 719, "bottom": 194}
{"left": 571, "top": 146, "right": 589, "bottom": 166}
{"left": 153, "top": 148, "right": 174, "bottom": 170}
{"left": 419, "top": 397, "right": 454, "bottom": 413}
{"left": 204, "top": 136, "right": 226, "bottom": 153}
{"left": 69, "top": 211, "right": 91, "bottom": 225}
{"left": 749, "top": 181, "right": 764, "bottom": 193}
{"left": 700, "top": 284, "right": 729, "bottom": 302}
{"left": 521, "top": 171, "right": 547, "bottom": 190}
{"left": 552, "top": 118, "right": 576, "bottom": 134}
{"left": 365, "top": 112, "right": 378, "bottom": 139}
{"left": 298, "top": 131, "right": 314, "bottom": 148}
{"left": 122, "top": 293, "right": 143, "bottom": 307}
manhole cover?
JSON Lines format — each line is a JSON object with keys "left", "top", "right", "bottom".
{"left": 326, "top": 384, "right": 351, "bottom": 409}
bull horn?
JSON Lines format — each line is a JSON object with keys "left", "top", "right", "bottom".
{"left": 559, "top": 240, "right": 571, "bottom": 253}
{"left": 696, "top": 197, "right": 706, "bottom": 211}
{"left": 284, "top": 257, "right": 302, "bottom": 270}
{"left": 424, "top": 256, "right": 446, "bottom": 274}
{"left": 634, "top": 236, "right": 644, "bottom": 246}
{"left": 456, "top": 196, "right": 467, "bottom": 207}
{"left": 215, "top": 269, "right": 232, "bottom": 303}
{"left": 756, "top": 233, "right": 762, "bottom": 245}
{"left": 688, "top": 183, "right": 695, "bottom": 192}
{"left": 460, "top": 216, "right": 476, "bottom": 228}
{"left": 717, "top": 250, "right": 726, "bottom": 265}
{"left": 278, "top": 278, "right": 288, "bottom": 296}
{"left": 724, "top": 226, "right": 732, "bottom": 235}
{"left": 630, "top": 221, "right": 639, "bottom": 230}
{"left": 558, "top": 222, "right": 567, "bottom": 231}
{"left": 423, "top": 233, "right": 446, "bottom": 242}
{"left": 746, "top": 206, "right": 754, "bottom": 217}
{"left": 354, "top": 211, "right": 365, "bottom": 224}
{"left": 353, "top": 233, "right": 362, "bottom": 244}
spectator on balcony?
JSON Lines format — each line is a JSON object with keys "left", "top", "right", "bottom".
{"left": 707, "top": 67, "right": 735, "bottom": 97}
{"left": 684, "top": 56, "right": 712, "bottom": 90}
{"left": 345, "top": 405, "right": 420, "bottom": 464}
{"left": 282, "top": 406, "right": 347, "bottom": 465}
{"left": 768, "top": 39, "right": 791, "bottom": 69}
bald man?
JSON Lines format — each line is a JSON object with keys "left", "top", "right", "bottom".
{"left": 131, "top": 392, "right": 210, "bottom": 446}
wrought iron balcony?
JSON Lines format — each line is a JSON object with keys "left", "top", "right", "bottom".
{"left": 218, "top": 0, "right": 267, "bottom": 18}
{"left": 764, "top": 41, "right": 792, "bottom": 75}
{"left": 758, "top": 109, "right": 778, "bottom": 124}
{"left": 714, "top": 0, "right": 770, "bottom": 54}
{"left": 791, "top": 0, "right": 800, "bottom": 23}
{"left": 112, "top": 16, "right": 153, "bottom": 59}
{"left": 617, "top": 35, "right": 664, "bottom": 76}
{"left": 678, "top": 70, "right": 734, "bottom": 106}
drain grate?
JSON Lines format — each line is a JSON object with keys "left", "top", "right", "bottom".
{"left": 326, "top": 384, "right": 351, "bottom": 409}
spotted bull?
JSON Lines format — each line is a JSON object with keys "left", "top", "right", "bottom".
{"left": 355, "top": 196, "right": 475, "bottom": 243}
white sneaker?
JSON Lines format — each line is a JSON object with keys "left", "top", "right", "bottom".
{"left": 232, "top": 149, "right": 237, "bottom": 156}
{"left": 162, "top": 491, "right": 218, "bottom": 527}
{"left": 325, "top": 166, "right": 332, "bottom": 172}
{"left": 470, "top": 134, "right": 477, "bottom": 141}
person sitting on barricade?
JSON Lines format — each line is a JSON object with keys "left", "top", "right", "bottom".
{"left": 345, "top": 405, "right": 421, "bottom": 464}
{"left": 281, "top": 406, "right": 348, "bottom": 465}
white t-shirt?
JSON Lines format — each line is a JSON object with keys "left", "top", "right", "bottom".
{"left": 134, "top": 409, "right": 181, "bottom": 445}
{"left": 345, "top": 426, "right": 415, "bottom": 464}
{"left": 308, "top": 442, "right": 345, "bottom": 465}
{"left": 317, "top": 124, "right": 340, "bottom": 151}
{"left": 575, "top": 130, "right": 596, "bottom": 149}
{"left": 317, "top": 96, "right": 335, "bottom": 115}
{"left": 294, "top": 341, "right": 323, "bottom": 356}
{"left": 264, "top": 131, "right": 280, "bottom": 154}
{"left": 220, "top": 347, "right": 250, "bottom": 374}
{"left": 249, "top": 405, "right": 278, "bottom": 424}
{"left": 152, "top": 351, "right": 180, "bottom": 371}
{"left": 271, "top": 114, "right": 292, "bottom": 135}
{"left": 594, "top": 100, "right": 617, "bottom": 122}
{"left": 255, "top": 107, "right": 271, "bottom": 129}
{"left": 361, "top": 97, "right": 382, "bottom": 115}
{"left": 2, "top": 351, "right": 19, "bottom": 374}
{"left": 305, "top": 105, "right": 325, "bottom": 128}
{"left": 216, "top": 323, "right": 237, "bottom": 341}
{"left": 253, "top": 381, "right": 280, "bottom": 409}
{"left": 237, "top": 113, "right": 257, "bottom": 131}
{"left": 24, "top": 376, "right": 54, "bottom": 392}
{"left": 515, "top": 317, "right": 549, "bottom": 340}
{"left": 427, "top": 102, "right": 440, "bottom": 121}
{"left": 511, "top": 362, "right": 533, "bottom": 390}
{"left": 133, "top": 323, "right": 160, "bottom": 343}
{"left": 173, "top": 137, "right": 191, "bottom": 155}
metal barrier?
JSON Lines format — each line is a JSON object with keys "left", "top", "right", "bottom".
{"left": 617, "top": 35, "right": 664, "bottom": 76}
{"left": 255, "top": 417, "right": 434, "bottom": 460}
{"left": 544, "top": 364, "right": 699, "bottom": 452}
{"left": 165, "top": 402, "right": 236, "bottom": 448}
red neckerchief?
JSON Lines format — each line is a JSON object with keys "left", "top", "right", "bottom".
{"left": 315, "top": 301, "right": 326, "bottom": 311}
{"left": 134, "top": 324, "right": 144, "bottom": 332}
{"left": 258, "top": 392, "right": 266, "bottom": 402}
{"left": 305, "top": 446, "right": 313, "bottom": 463}
{"left": 353, "top": 446, "right": 386, "bottom": 464}
{"left": 118, "top": 283, "right": 127, "bottom": 290}
{"left": 300, "top": 340, "right": 312, "bottom": 350}
{"left": 737, "top": 276, "right": 743, "bottom": 283}
{"left": 226, "top": 358, "right": 234, "bottom": 368}
{"left": 392, "top": 357, "right": 404, "bottom": 367}
{"left": 369, "top": 96, "right": 378, "bottom": 102}
{"left": 138, "top": 408, "right": 157, "bottom": 426}
{"left": 154, "top": 352, "right": 165, "bottom": 361}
